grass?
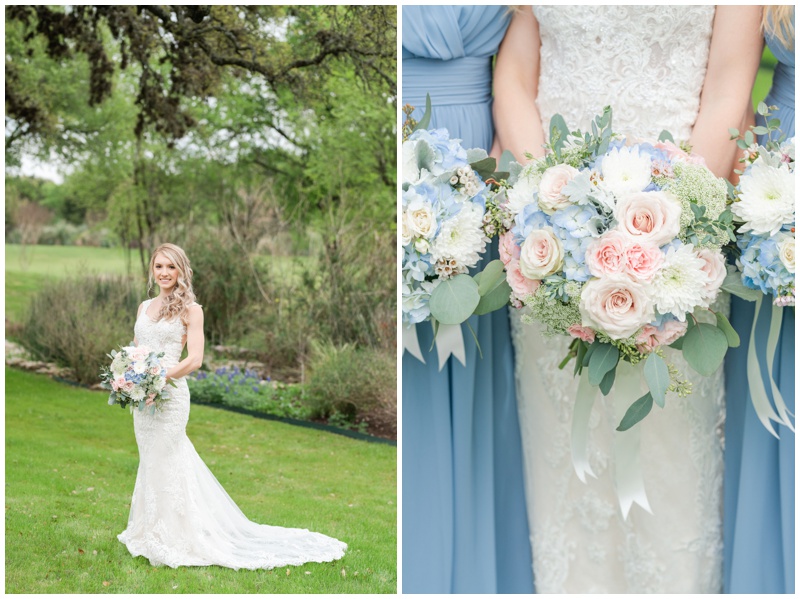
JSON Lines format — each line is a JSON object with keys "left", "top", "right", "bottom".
{"left": 5, "top": 368, "right": 397, "bottom": 594}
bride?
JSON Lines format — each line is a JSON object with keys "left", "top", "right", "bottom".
{"left": 118, "top": 243, "right": 346, "bottom": 569}
{"left": 493, "top": 6, "right": 762, "bottom": 592}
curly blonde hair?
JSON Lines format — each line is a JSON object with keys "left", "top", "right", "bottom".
{"left": 763, "top": 6, "right": 794, "bottom": 50}
{"left": 147, "top": 243, "right": 197, "bottom": 325}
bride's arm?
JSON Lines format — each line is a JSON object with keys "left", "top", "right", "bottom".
{"left": 133, "top": 301, "right": 145, "bottom": 346}
{"left": 493, "top": 8, "right": 546, "bottom": 162}
{"left": 689, "top": 5, "right": 763, "bottom": 178}
{"left": 166, "top": 305, "right": 205, "bottom": 381}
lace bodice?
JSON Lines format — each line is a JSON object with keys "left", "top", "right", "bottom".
{"left": 134, "top": 299, "right": 187, "bottom": 370}
{"left": 533, "top": 6, "right": 714, "bottom": 140}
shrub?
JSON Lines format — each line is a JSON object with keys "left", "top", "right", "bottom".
{"left": 304, "top": 342, "right": 396, "bottom": 428}
{"left": 187, "top": 367, "right": 312, "bottom": 420}
{"left": 20, "top": 275, "right": 143, "bottom": 385}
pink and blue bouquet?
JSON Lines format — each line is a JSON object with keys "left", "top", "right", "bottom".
{"left": 499, "top": 108, "right": 737, "bottom": 430}
{"left": 100, "top": 345, "right": 172, "bottom": 412}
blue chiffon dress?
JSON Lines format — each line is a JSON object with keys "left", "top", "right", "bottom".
{"left": 402, "top": 6, "right": 534, "bottom": 594}
{"left": 723, "top": 13, "right": 795, "bottom": 594}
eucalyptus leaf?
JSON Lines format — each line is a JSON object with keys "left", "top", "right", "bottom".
{"left": 582, "top": 340, "right": 598, "bottom": 367}
{"left": 413, "top": 93, "right": 432, "bottom": 132}
{"left": 429, "top": 274, "right": 480, "bottom": 324}
{"left": 757, "top": 101, "right": 769, "bottom": 116}
{"left": 588, "top": 343, "right": 620, "bottom": 386}
{"left": 767, "top": 118, "right": 781, "bottom": 129}
{"left": 721, "top": 272, "right": 762, "bottom": 302}
{"left": 574, "top": 341, "right": 588, "bottom": 376}
{"left": 752, "top": 126, "right": 769, "bottom": 136}
{"left": 471, "top": 156, "right": 497, "bottom": 180}
{"left": 682, "top": 322, "right": 728, "bottom": 376}
{"left": 658, "top": 130, "right": 675, "bottom": 143}
{"left": 474, "top": 280, "right": 512, "bottom": 315}
{"left": 497, "top": 149, "right": 516, "bottom": 173}
{"left": 715, "top": 311, "right": 741, "bottom": 348}
{"left": 643, "top": 352, "right": 669, "bottom": 408}
{"left": 477, "top": 260, "right": 506, "bottom": 295}
{"left": 744, "top": 130, "right": 754, "bottom": 145}
{"left": 617, "top": 393, "right": 654, "bottom": 432}
{"left": 599, "top": 366, "right": 616, "bottom": 396}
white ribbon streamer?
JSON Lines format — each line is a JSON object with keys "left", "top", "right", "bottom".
{"left": 402, "top": 323, "right": 425, "bottom": 364}
{"left": 766, "top": 303, "right": 794, "bottom": 431}
{"left": 614, "top": 363, "right": 652, "bottom": 519}
{"left": 747, "top": 296, "right": 782, "bottom": 438}
{"left": 571, "top": 371, "right": 599, "bottom": 483}
{"left": 435, "top": 323, "right": 466, "bottom": 370}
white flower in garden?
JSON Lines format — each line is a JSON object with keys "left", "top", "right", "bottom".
{"left": 651, "top": 244, "right": 710, "bottom": 319}
{"left": 402, "top": 139, "right": 420, "bottom": 184}
{"left": 600, "top": 145, "right": 653, "bottom": 196}
{"left": 506, "top": 165, "right": 541, "bottom": 216}
{"left": 430, "top": 203, "right": 486, "bottom": 270}
{"left": 733, "top": 161, "right": 795, "bottom": 236}
{"left": 406, "top": 197, "right": 437, "bottom": 239}
{"left": 778, "top": 234, "right": 795, "bottom": 274}
{"left": 519, "top": 228, "right": 564, "bottom": 279}
{"left": 538, "top": 164, "right": 580, "bottom": 214}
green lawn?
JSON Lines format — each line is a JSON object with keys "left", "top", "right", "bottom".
{"left": 5, "top": 368, "right": 397, "bottom": 594}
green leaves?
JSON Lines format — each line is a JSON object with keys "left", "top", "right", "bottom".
{"left": 587, "top": 343, "right": 619, "bottom": 386}
{"left": 682, "top": 322, "right": 728, "bottom": 376}
{"left": 715, "top": 312, "right": 740, "bottom": 348}
{"left": 414, "top": 94, "right": 432, "bottom": 132}
{"left": 470, "top": 156, "right": 497, "bottom": 181}
{"left": 617, "top": 393, "right": 654, "bottom": 432}
{"left": 428, "top": 275, "right": 480, "bottom": 325}
{"left": 643, "top": 352, "right": 669, "bottom": 408}
{"left": 473, "top": 260, "right": 512, "bottom": 316}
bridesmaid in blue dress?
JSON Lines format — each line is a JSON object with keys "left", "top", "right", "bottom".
{"left": 724, "top": 6, "right": 795, "bottom": 594}
{"left": 402, "top": 5, "right": 533, "bottom": 594}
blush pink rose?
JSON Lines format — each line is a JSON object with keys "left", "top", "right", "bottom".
{"left": 654, "top": 140, "right": 706, "bottom": 166}
{"left": 519, "top": 228, "right": 564, "bottom": 279}
{"left": 586, "top": 231, "right": 627, "bottom": 277}
{"left": 696, "top": 248, "right": 727, "bottom": 307}
{"left": 499, "top": 231, "right": 521, "bottom": 266}
{"left": 635, "top": 324, "right": 660, "bottom": 353}
{"left": 568, "top": 324, "right": 596, "bottom": 343}
{"left": 122, "top": 381, "right": 135, "bottom": 393}
{"left": 538, "top": 164, "right": 580, "bottom": 214}
{"left": 623, "top": 243, "right": 664, "bottom": 281}
{"left": 579, "top": 276, "right": 655, "bottom": 339}
{"left": 655, "top": 319, "right": 689, "bottom": 346}
{"left": 112, "top": 376, "right": 126, "bottom": 391}
{"left": 506, "top": 259, "right": 540, "bottom": 300}
{"left": 614, "top": 190, "right": 682, "bottom": 247}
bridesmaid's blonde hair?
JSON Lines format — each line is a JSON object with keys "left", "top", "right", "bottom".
{"left": 148, "top": 243, "right": 197, "bottom": 325}
{"left": 763, "top": 6, "right": 794, "bottom": 49}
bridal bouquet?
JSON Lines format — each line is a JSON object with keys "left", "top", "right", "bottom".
{"left": 100, "top": 345, "right": 172, "bottom": 412}
{"left": 402, "top": 101, "right": 511, "bottom": 367}
{"left": 725, "top": 107, "right": 795, "bottom": 435}
{"left": 500, "top": 108, "right": 738, "bottom": 430}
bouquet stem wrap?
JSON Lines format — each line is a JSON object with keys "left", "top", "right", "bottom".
{"left": 747, "top": 297, "right": 794, "bottom": 437}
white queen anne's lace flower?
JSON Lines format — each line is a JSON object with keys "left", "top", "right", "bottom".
{"left": 651, "top": 244, "right": 710, "bottom": 319}
{"left": 732, "top": 161, "right": 795, "bottom": 236}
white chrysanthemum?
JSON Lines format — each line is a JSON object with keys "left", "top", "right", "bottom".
{"left": 733, "top": 161, "right": 795, "bottom": 236}
{"left": 506, "top": 165, "right": 542, "bottom": 215}
{"left": 651, "top": 244, "right": 710, "bottom": 320}
{"left": 430, "top": 203, "right": 487, "bottom": 268}
{"left": 154, "top": 377, "right": 166, "bottom": 391}
{"left": 130, "top": 386, "right": 146, "bottom": 401}
{"left": 600, "top": 145, "right": 653, "bottom": 196}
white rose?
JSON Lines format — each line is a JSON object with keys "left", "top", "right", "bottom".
{"left": 614, "top": 190, "right": 682, "bottom": 247}
{"left": 132, "top": 361, "right": 147, "bottom": 375}
{"left": 538, "top": 164, "right": 580, "bottom": 214}
{"left": 414, "top": 238, "right": 431, "bottom": 254}
{"left": 580, "top": 276, "right": 656, "bottom": 340}
{"left": 695, "top": 248, "right": 727, "bottom": 306}
{"left": 519, "top": 228, "right": 564, "bottom": 279}
{"left": 401, "top": 210, "right": 413, "bottom": 246}
{"left": 779, "top": 235, "right": 795, "bottom": 274}
{"left": 406, "top": 198, "right": 437, "bottom": 239}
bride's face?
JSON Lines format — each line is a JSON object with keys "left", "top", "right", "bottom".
{"left": 153, "top": 253, "right": 179, "bottom": 293}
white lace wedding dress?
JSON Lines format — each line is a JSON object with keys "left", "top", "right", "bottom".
{"left": 118, "top": 298, "right": 347, "bottom": 569}
{"left": 510, "top": 6, "right": 726, "bottom": 593}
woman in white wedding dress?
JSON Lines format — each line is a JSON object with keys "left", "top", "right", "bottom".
{"left": 118, "top": 243, "right": 346, "bottom": 569}
{"left": 493, "top": 6, "right": 762, "bottom": 593}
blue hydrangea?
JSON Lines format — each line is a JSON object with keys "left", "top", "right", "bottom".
{"left": 737, "top": 231, "right": 794, "bottom": 296}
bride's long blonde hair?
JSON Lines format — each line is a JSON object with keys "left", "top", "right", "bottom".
{"left": 763, "top": 6, "right": 794, "bottom": 49}
{"left": 147, "top": 243, "right": 197, "bottom": 325}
